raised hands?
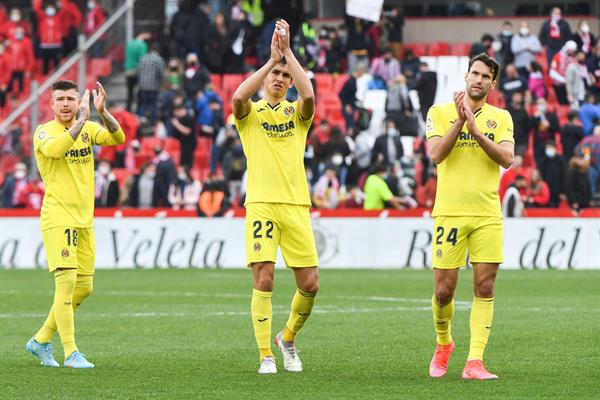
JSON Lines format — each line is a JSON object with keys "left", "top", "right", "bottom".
{"left": 92, "top": 81, "right": 107, "bottom": 114}
{"left": 78, "top": 89, "right": 91, "bottom": 122}
{"left": 270, "top": 19, "right": 291, "bottom": 63}
{"left": 454, "top": 91, "right": 466, "bottom": 122}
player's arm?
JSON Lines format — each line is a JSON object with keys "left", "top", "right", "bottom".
{"left": 461, "top": 100, "right": 514, "bottom": 168}
{"left": 231, "top": 31, "right": 282, "bottom": 119}
{"left": 276, "top": 19, "right": 315, "bottom": 119}
{"left": 427, "top": 92, "right": 466, "bottom": 164}
{"left": 39, "top": 90, "right": 91, "bottom": 159}
{"left": 92, "top": 81, "right": 126, "bottom": 145}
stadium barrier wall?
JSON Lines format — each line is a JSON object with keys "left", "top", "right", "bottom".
{"left": 1, "top": 217, "right": 598, "bottom": 270}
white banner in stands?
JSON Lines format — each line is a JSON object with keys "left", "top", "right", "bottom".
{"left": 1, "top": 218, "right": 598, "bottom": 269}
{"left": 346, "top": 0, "right": 384, "bottom": 23}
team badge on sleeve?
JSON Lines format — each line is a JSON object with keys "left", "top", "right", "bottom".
{"left": 283, "top": 106, "right": 295, "bottom": 116}
{"left": 38, "top": 130, "right": 47, "bottom": 141}
{"left": 426, "top": 117, "right": 433, "bottom": 132}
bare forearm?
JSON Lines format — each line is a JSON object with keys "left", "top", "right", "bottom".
{"left": 282, "top": 48, "right": 314, "bottom": 99}
{"left": 100, "top": 110, "right": 121, "bottom": 133}
{"left": 233, "top": 58, "right": 277, "bottom": 103}
{"left": 473, "top": 133, "right": 514, "bottom": 168}
{"left": 68, "top": 118, "right": 86, "bottom": 140}
{"left": 427, "top": 120, "right": 464, "bottom": 164}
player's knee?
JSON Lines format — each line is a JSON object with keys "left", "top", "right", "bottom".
{"left": 475, "top": 281, "right": 495, "bottom": 298}
{"left": 300, "top": 278, "right": 319, "bottom": 294}
{"left": 255, "top": 274, "right": 274, "bottom": 292}
{"left": 434, "top": 287, "right": 454, "bottom": 305}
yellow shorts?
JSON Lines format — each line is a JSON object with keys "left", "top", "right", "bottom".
{"left": 245, "top": 203, "right": 319, "bottom": 268}
{"left": 41, "top": 227, "right": 96, "bottom": 275}
{"left": 432, "top": 216, "right": 503, "bottom": 269}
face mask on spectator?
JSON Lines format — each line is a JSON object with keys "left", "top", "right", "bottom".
{"left": 580, "top": 24, "right": 590, "bottom": 34}
{"left": 387, "top": 127, "right": 398, "bottom": 136}
{"left": 185, "top": 68, "right": 195, "bottom": 79}
{"left": 537, "top": 104, "right": 546, "bottom": 113}
{"left": 98, "top": 165, "right": 110, "bottom": 175}
{"left": 15, "top": 31, "right": 24, "bottom": 40}
{"left": 519, "top": 27, "right": 529, "bottom": 36}
{"left": 178, "top": 173, "right": 187, "bottom": 180}
{"left": 331, "top": 153, "right": 343, "bottom": 166}
{"left": 46, "top": 7, "right": 56, "bottom": 16}
{"left": 501, "top": 29, "right": 512, "bottom": 36}
{"left": 144, "top": 170, "right": 155, "bottom": 178}
{"left": 15, "top": 170, "right": 26, "bottom": 179}
{"left": 545, "top": 148, "right": 556, "bottom": 158}
{"left": 551, "top": 13, "right": 561, "bottom": 22}
{"left": 10, "top": 13, "right": 21, "bottom": 22}
{"left": 88, "top": 2, "right": 96, "bottom": 10}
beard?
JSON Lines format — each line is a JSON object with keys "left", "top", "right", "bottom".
{"left": 467, "top": 86, "right": 488, "bottom": 101}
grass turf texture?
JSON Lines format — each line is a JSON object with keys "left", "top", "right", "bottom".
{"left": 0, "top": 269, "right": 598, "bottom": 400}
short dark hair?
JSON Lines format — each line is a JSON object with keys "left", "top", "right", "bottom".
{"left": 567, "top": 111, "right": 578, "bottom": 121}
{"left": 51, "top": 80, "right": 78, "bottom": 93}
{"left": 468, "top": 53, "right": 500, "bottom": 81}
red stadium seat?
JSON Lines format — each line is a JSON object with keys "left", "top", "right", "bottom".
{"left": 334, "top": 74, "right": 349, "bottom": 94}
{"left": 222, "top": 74, "right": 244, "bottom": 93}
{"left": 111, "top": 168, "right": 130, "bottom": 188}
{"left": 428, "top": 41, "right": 450, "bottom": 56}
{"left": 141, "top": 137, "right": 163, "bottom": 152}
{"left": 90, "top": 58, "right": 112, "bottom": 77}
{"left": 164, "top": 137, "right": 180, "bottom": 153}
{"left": 314, "top": 73, "right": 334, "bottom": 93}
{"left": 449, "top": 42, "right": 472, "bottom": 56}
{"left": 210, "top": 74, "right": 222, "bottom": 90}
{"left": 405, "top": 43, "right": 427, "bottom": 57}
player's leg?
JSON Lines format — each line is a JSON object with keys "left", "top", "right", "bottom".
{"left": 72, "top": 228, "right": 95, "bottom": 311}
{"left": 246, "top": 203, "right": 280, "bottom": 373}
{"left": 462, "top": 216, "right": 503, "bottom": 380}
{"left": 429, "top": 216, "right": 469, "bottom": 378}
{"left": 276, "top": 205, "right": 319, "bottom": 372}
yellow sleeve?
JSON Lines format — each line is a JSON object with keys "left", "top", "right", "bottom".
{"left": 89, "top": 121, "right": 126, "bottom": 146}
{"left": 233, "top": 101, "right": 255, "bottom": 141}
{"left": 294, "top": 101, "right": 313, "bottom": 139}
{"left": 34, "top": 125, "right": 74, "bottom": 159}
{"left": 425, "top": 105, "right": 444, "bottom": 140}
{"left": 497, "top": 110, "right": 515, "bottom": 144}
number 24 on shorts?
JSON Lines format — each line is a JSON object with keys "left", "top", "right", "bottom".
{"left": 436, "top": 227, "right": 458, "bottom": 246}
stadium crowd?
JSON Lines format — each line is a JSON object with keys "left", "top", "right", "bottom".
{"left": 1, "top": 1, "right": 600, "bottom": 216}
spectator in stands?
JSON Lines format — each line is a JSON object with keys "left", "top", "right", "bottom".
{"left": 508, "top": 92, "right": 530, "bottom": 156}
{"left": 137, "top": 42, "right": 165, "bottom": 126}
{"left": 339, "top": 67, "right": 361, "bottom": 129}
{"left": 0, "top": 42, "right": 9, "bottom": 110}
{"left": 319, "top": 26, "right": 344, "bottom": 74}
{"left": 469, "top": 33, "right": 494, "bottom": 58}
{"left": 418, "top": 166, "right": 437, "bottom": 208}
{"left": 549, "top": 40, "right": 578, "bottom": 105}
{"left": 294, "top": 12, "right": 318, "bottom": 70}
{"left": 369, "top": 47, "right": 401, "bottom": 87}
{"left": 182, "top": 52, "right": 210, "bottom": 100}
{"left": 197, "top": 171, "right": 230, "bottom": 217}
{"left": 527, "top": 61, "right": 546, "bottom": 100}
{"left": 415, "top": 62, "right": 437, "bottom": 121}
{"left": 1, "top": 162, "right": 28, "bottom": 207}
{"left": 165, "top": 58, "right": 183, "bottom": 87}
{"left": 227, "top": 7, "right": 249, "bottom": 73}
{"left": 502, "top": 174, "right": 526, "bottom": 217}
{"left": 1, "top": 7, "right": 31, "bottom": 41}
{"left": 576, "top": 125, "right": 600, "bottom": 196}
{"left": 183, "top": 1, "right": 210, "bottom": 59}
{"left": 169, "top": 0, "right": 193, "bottom": 59}
{"left": 221, "top": 134, "right": 246, "bottom": 205}
{"left": 128, "top": 163, "right": 158, "bottom": 208}
{"left": 322, "top": 126, "right": 351, "bottom": 187}
{"left": 153, "top": 146, "right": 177, "bottom": 207}
{"left": 312, "top": 165, "right": 340, "bottom": 209}
{"left": 94, "top": 160, "right": 119, "bottom": 207}
{"left": 567, "top": 148, "right": 592, "bottom": 213}
{"left": 363, "top": 163, "right": 408, "bottom": 210}
{"left": 561, "top": 111, "right": 584, "bottom": 162}
{"left": 579, "top": 93, "right": 600, "bottom": 136}
{"left": 345, "top": 15, "right": 371, "bottom": 73}
{"left": 499, "top": 154, "right": 526, "bottom": 201}
{"left": 539, "top": 7, "right": 572, "bottom": 66}
{"left": 386, "top": 74, "right": 419, "bottom": 136}
{"left": 524, "top": 169, "right": 550, "bottom": 207}
{"left": 124, "top": 31, "right": 150, "bottom": 111}
{"left": 495, "top": 21, "right": 514, "bottom": 67}
{"left": 124, "top": 139, "right": 141, "bottom": 173}
{"left": 385, "top": 161, "right": 417, "bottom": 209}
{"left": 499, "top": 63, "right": 527, "bottom": 107}
{"left": 572, "top": 20, "right": 596, "bottom": 60}
{"left": 7, "top": 26, "right": 34, "bottom": 94}
{"left": 371, "top": 117, "right": 404, "bottom": 167}
{"left": 107, "top": 101, "right": 140, "bottom": 167}
{"left": 384, "top": 6, "right": 404, "bottom": 61}
{"left": 206, "top": 11, "right": 229, "bottom": 73}
{"left": 14, "top": 175, "right": 44, "bottom": 209}
{"left": 587, "top": 42, "right": 600, "bottom": 96}
{"left": 366, "top": 13, "right": 386, "bottom": 60}
{"left": 58, "top": 0, "right": 82, "bottom": 55}
{"left": 511, "top": 21, "right": 542, "bottom": 78}
{"left": 539, "top": 140, "right": 567, "bottom": 207}
{"left": 342, "top": 185, "right": 364, "bottom": 208}
{"left": 171, "top": 104, "right": 196, "bottom": 169}
{"left": 308, "top": 119, "right": 331, "bottom": 181}
{"left": 566, "top": 51, "right": 591, "bottom": 110}
{"left": 168, "top": 166, "right": 201, "bottom": 210}
{"left": 531, "top": 97, "right": 560, "bottom": 165}
{"left": 400, "top": 49, "right": 420, "bottom": 89}
{"left": 348, "top": 126, "right": 372, "bottom": 186}
{"left": 33, "top": 1, "right": 65, "bottom": 74}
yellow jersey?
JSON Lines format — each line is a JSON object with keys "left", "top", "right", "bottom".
{"left": 34, "top": 119, "right": 125, "bottom": 230}
{"left": 425, "top": 101, "right": 514, "bottom": 217}
{"left": 234, "top": 99, "right": 313, "bottom": 206}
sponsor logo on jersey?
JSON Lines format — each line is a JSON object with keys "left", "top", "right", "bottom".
{"left": 81, "top": 132, "right": 90, "bottom": 144}
{"left": 65, "top": 146, "right": 93, "bottom": 158}
{"left": 486, "top": 119, "right": 497, "bottom": 129}
{"left": 254, "top": 242, "right": 261, "bottom": 252}
{"left": 283, "top": 106, "right": 295, "bottom": 116}
{"left": 261, "top": 121, "right": 296, "bottom": 138}
{"left": 61, "top": 248, "right": 70, "bottom": 258}
{"left": 38, "top": 130, "right": 47, "bottom": 141}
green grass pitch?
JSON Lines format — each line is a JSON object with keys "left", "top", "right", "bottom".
{"left": 0, "top": 269, "right": 598, "bottom": 399}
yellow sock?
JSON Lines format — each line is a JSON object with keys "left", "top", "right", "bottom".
{"left": 468, "top": 297, "right": 494, "bottom": 361}
{"left": 53, "top": 269, "right": 78, "bottom": 357}
{"left": 72, "top": 275, "right": 94, "bottom": 311}
{"left": 251, "top": 289, "right": 273, "bottom": 360}
{"left": 432, "top": 295, "right": 454, "bottom": 345}
{"left": 283, "top": 289, "right": 316, "bottom": 342}
{"left": 34, "top": 275, "right": 93, "bottom": 343}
